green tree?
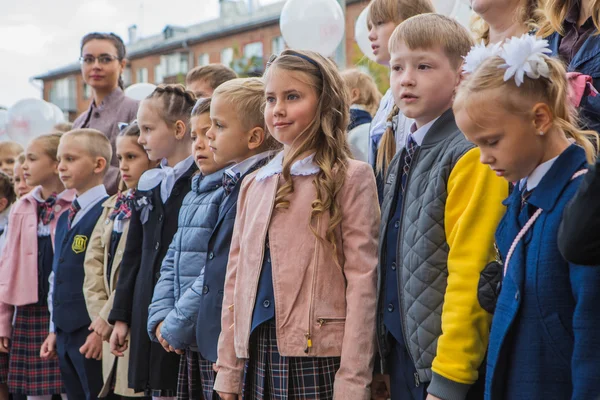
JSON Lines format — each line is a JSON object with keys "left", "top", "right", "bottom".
{"left": 350, "top": 43, "right": 390, "bottom": 94}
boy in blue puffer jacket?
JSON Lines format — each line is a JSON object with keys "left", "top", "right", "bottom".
{"left": 147, "top": 98, "right": 230, "bottom": 398}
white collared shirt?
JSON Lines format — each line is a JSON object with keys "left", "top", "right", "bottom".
{"left": 226, "top": 151, "right": 278, "bottom": 180}
{"left": 256, "top": 151, "right": 320, "bottom": 181}
{"left": 520, "top": 156, "right": 560, "bottom": 191}
{"left": 409, "top": 117, "right": 440, "bottom": 147}
{"left": 138, "top": 155, "right": 194, "bottom": 203}
{"left": 71, "top": 184, "right": 108, "bottom": 228}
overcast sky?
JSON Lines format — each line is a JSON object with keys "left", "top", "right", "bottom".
{"left": 0, "top": 0, "right": 278, "bottom": 108}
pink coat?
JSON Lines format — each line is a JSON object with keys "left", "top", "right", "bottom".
{"left": 0, "top": 189, "right": 75, "bottom": 338}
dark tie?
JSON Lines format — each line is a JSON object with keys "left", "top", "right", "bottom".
{"left": 401, "top": 135, "right": 418, "bottom": 193}
{"left": 521, "top": 187, "right": 533, "bottom": 209}
{"left": 222, "top": 171, "right": 241, "bottom": 196}
{"left": 67, "top": 199, "right": 81, "bottom": 230}
{"left": 38, "top": 193, "right": 58, "bottom": 225}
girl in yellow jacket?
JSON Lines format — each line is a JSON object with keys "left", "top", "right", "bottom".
{"left": 83, "top": 122, "right": 154, "bottom": 398}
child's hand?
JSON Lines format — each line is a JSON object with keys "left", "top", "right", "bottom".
{"left": 216, "top": 392, "right": 240, "bottom": 400}
{"left": 0, "top": 337, "right": 9, "bottom": 353}
{"left": 155, "top": 321, "right": 186, "bottom": 355}
{"left": 371, "top": 373, "right": 390, "bottom": 400}
{"left": 89, "top": 316, "right": 113, "bottom": 342}
{"left": 425, "top": 395, "right": 443, "bottom": 400}
{"left": 109, "top": 321, "right": 129, "bottom": 357}
{"left": 40, "top": 333, "right": 57, "bottom": 360}
{"left": 79, "top": 331, "right": 103, "bottom": 360}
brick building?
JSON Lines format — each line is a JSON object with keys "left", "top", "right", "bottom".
{"left": 34, "top": 0, "right": 368, "bottom": 121}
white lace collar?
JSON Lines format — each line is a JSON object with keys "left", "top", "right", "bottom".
{"left": 256, "top": 151, "right": 320, "bottom": 181}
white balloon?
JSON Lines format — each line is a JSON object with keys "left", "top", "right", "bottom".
{"left": 7, "top": 99, "right": 56, "bottom": 146}
{"left": 124, "top": 83, "right": 157, "bottom": 101}
{"left": 432, "top": 0, "right": 459, "bottom": 16}
{"left": 280, "top": 0, "right": 345, "bottom": 57}
{"left": 355, "top": 5, "right": 376, "bottom": 61}
{"left": 48, "top": 102, "right": 66, "bottom": 124}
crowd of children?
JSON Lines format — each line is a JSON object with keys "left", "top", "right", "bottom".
{"left": 0, "top": 0, "right": 598, "bottom": 399}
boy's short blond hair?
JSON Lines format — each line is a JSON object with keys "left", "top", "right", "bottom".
{"left": 389, "top": 13, "right": 474, "bottom": 69}
{"left": 212, "top": 77, "right": 265, "bottom": 131}
{"left": 0, "top": 141, "right": 24, "bottom": 156}
{"left": 62, "top": 129, "right": 113, "bottom": 173}
{"left": 186, "top": 64, "right": 237, "bottom": 92}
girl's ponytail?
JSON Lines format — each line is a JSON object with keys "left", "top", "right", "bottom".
{"left": 375, "top": 104, "right": 399, "bottom": 176}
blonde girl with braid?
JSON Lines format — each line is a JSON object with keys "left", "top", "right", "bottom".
{"left": 470, "top": 0, "right": 542, "bottom": 45}
{"left": 215, "top": 50, "right": 380, "bottom": 400}
{"left": 108, "top": 84, "right": 198, "bottom": 399}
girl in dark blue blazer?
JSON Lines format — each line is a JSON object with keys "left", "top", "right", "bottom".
{"left": 454, "top": 35, "right": 600, "bottom": 400}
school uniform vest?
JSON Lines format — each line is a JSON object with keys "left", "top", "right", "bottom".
{"left": 383, "top": 152, "right": 408, "bottom": 344}
{"left": 36, "top": 235, "right": 54, "bottom": 306}
{"left": 52, "top": 200, "right": 106, "bottom": 333}
{"left": 196, "top": 157, "right": 270, "bottom": 362}
{"left": 251, "top": 239, "right": 275, "bottom": 332}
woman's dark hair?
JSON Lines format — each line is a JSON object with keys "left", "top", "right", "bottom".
{"left": 81, "top": 32, "right": 127, "bottom": 90}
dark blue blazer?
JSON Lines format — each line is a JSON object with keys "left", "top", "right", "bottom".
{"left": 195, "top": 158, "right": 269, "bottom": 362}
{"left": 53, "top": 199, "right": 107, "bottom": 333}
{"left": 486, "top": 145, "right": 600, "bottom": 400}
{"left": 548, "top": 32, "right": 600, "bottom": 133}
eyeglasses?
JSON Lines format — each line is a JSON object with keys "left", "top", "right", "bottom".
{"left": 79, "top": 54, "right": 120, "bottom": 65}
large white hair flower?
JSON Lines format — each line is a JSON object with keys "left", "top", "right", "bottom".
{"left": 499, "top": 34, "right": 552, "bottom": 86}
{"left": 463, "top": 41, "right": 502, "bottom": 74}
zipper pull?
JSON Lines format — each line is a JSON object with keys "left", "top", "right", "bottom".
{"left": 304, "top": 333, "right": 312, "bottom": 354}
{"left": 414, "top": 372, "right": 420, "bottom": 387}
{"left": 317, "top": 318, "right": 325, "bottom": 327}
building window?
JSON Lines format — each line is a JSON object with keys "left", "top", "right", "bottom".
{"left": 50, "top": 77, "right": 77, "bottom": 111}
{"left": 244, "top": 42, "right": 263, "bottom": 59}
{"left": 159, "top": 52, "right": 189, "bottom": 78}
{"left": 198, "top": 53, "right": 210, "bottom": 66}
{"left": 123, "top": 67, "right": 132, "bottom": 87}
{"left": 221, "top": 48, "right": 234, "bottom": 67}
{"left": 136, "top": 67, "right": 148, "bottom": 83}
{"left": 155, "top": 64, "right": 164, "bottom": 84}
{"left": 271, "top": 36, "right": 285, "bottom": 56}
{"left": 83, "top": 83, "right": 92, "bottom": 100}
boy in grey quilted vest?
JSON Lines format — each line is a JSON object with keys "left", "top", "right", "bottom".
{"left": 373, "top": 14, "right": 508, "bottom": 400}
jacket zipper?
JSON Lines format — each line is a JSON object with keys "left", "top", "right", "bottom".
{"left": 396, "top": 146, "right": 421, "bottom": 385}
{"left": 317, "top": 317, "right": 346, "bottom": 327}
{"left": 305, "top": 217, "right": 321, "bottom": 354}
{"left": 245, "top": 177, "right": 278, "bottom": 355}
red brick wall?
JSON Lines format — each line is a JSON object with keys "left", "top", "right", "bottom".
{"left": 42, "top": 1, "right": 368, "bottom": 119}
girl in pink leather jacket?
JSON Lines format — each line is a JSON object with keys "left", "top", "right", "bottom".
{"left": 214, "top": 50, "right": 380, "bottom": 400}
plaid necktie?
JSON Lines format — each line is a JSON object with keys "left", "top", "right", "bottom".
{"left": 521, "top": 187, "right": 533, "bottom": 209}
{"left": 109, "top": 191, "right": 135, "bottom": 221}
{"left": 401, "top": 135, "right": 418, "bottom": 193}
{"left": 222, "top": 171, "right": 241, "bottom": 195}
{"left": 38, "top": 193, "right": 58, "bottom": 225}
{"left": 67, "top": 199, "right": 81, "bottom": 230}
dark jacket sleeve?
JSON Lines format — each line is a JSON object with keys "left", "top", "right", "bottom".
{"left": 559, "top": 159, "right": 600, "bottom": 265}
{"left": 108, "top": 207, "right": 143, "bottom": 324}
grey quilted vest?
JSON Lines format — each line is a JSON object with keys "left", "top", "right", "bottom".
{"left": 376, "top": 110, "right": 475, "bottom": 382}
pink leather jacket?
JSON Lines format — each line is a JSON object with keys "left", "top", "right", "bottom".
{"left": 214, "top": 160, "right": 380, "bottom": 399}
{"left": 0, "top": 188, "right": 75, "bottom": 337}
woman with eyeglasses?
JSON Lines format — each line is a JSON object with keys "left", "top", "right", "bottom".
{"left": 73, "top": 32, "right": 139, "bottom": 195}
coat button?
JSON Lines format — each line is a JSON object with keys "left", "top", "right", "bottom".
{"left": 263, "top": 300, "right": 271, "bottom": 308}
{"left": 105, "top": 219, "right": 110, "bottom": 225}
{"left": 387, "top": 303, "right": 394, "bottom": 312}
{"left": 394, "top": 221, "right": 400, "bottom": 229}
{"left": 54, "top": 205, "right": 62, "bottom": 212}
{"left": 208, "top": 252, "right": 214, "bottom": 260}
{"left": 203, "top": 285, "right": 209, "bottom": 294}
{"left": 173, "top": 189, "right": 180, "bottom": 196}
{"left": 515, "top": 291, "right": 519, "bottom": 301}
{"left": 391, "top": 262, "right": 397, "bottom": 271}
{"left": 93, "top": 112, "right": 100, "bottom": 118}
{"left": 59, "top": 257, "right": 64, "bottom": 263}
{"left": 158, "top": 214, "right": 164, "bottom": 222}
{"left": 155, "top": 242, "right": 160, "bottom": 250}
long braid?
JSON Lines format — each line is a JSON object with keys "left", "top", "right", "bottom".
{"left": 147, "top": 84, "right": 197, "bottom": 134}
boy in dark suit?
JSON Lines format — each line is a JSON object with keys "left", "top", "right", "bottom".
{"left": 40, "top": 129, "right": 111, "bottom": 399}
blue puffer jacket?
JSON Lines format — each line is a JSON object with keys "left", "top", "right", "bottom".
{"left": 147, "top": 168, "right": 226, "bottom": 351}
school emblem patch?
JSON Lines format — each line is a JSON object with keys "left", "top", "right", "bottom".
{"left": 72, "top": 235, "right": 88, "bottom": 254}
